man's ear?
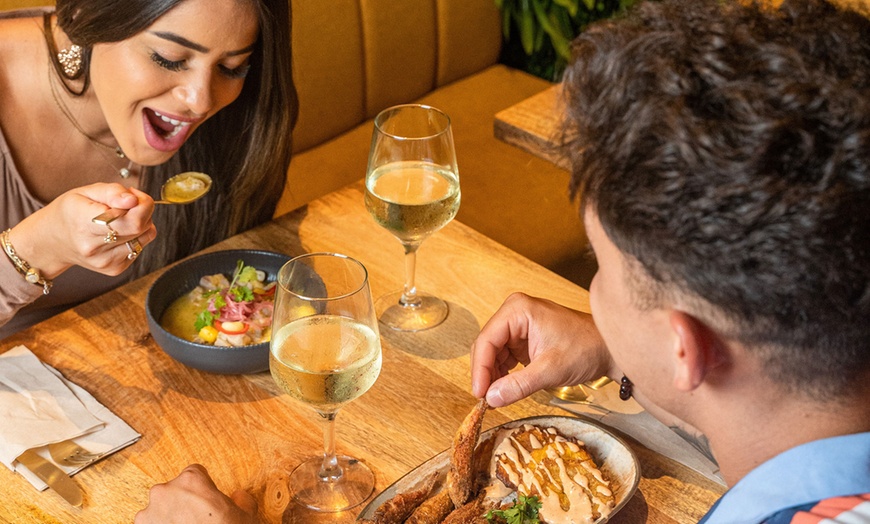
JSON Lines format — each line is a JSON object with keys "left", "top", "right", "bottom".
{"left": 668, "top": 311, "right": 726, "bottom": 391}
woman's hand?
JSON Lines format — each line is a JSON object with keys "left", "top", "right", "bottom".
{"left": 470, "top": 292, "right": 614, "bottom": 407}
{"left": 135, "top": 464, "right": 258, "bottom": 524}
{"left": 9, "top": 183, "right": 157, "bottom": 278}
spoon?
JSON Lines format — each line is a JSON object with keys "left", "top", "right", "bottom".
{"left": 92, "top": 172, "right": 212, "bottom": 225}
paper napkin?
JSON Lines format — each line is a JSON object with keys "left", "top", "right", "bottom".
{"left": 0, "top": 345, "right": 140, "bottom": 491}
{"left": 551, "top": 379, "right": 725, "bottom": 485}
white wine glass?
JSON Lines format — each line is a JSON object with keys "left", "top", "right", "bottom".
{"left": 269, "top": 253, "right": 382, "bottom": 512}
{"left": 364, "top": 104, "right": 461, "bottom": 331}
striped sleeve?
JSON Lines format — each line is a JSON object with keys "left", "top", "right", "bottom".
{"left": 766, "top": 494, "right": 870, "bottom": 524}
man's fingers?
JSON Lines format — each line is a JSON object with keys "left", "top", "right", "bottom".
{"left": 470, "top": 339, "right": 502, "bottom": 398}
{"left": 486, "top": 365, "right": 541, "bottom": 407}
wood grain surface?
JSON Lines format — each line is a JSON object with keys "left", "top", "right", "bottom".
{"left": 0, "top": 182, "right": 724, "bottom": 523}
{"left": 493, "top": 84, "right": 570, "bottom": 170}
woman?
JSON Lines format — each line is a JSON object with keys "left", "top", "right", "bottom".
{"left": 0, "top": 0, "right": 297, "bottom": 338}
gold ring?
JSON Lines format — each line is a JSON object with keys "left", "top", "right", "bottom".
{"left": 103, "top": 225, "right": 118, "bottom": 244}
{"left": 125, "top": 238, "right": 143, "bottom": 260}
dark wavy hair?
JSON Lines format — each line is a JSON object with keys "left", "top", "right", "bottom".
{"left": 563, "top": 0, "right": 870, "bottom": 396}
{"left": 45, "top": 0, "right": 298, "bottom": 275}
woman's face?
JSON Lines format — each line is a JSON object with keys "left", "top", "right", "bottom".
{"left": 89, "top": 0, "right": 259, "bottom": 166}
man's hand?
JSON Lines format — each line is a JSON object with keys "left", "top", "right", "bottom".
{"left": 471, "top": 292, "right": 612, "bottom": 407}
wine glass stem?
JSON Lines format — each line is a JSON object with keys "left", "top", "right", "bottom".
{"left": 400, "top": 243, "right": 421, "bottom": 307}
{"left": 317, "top": 411, "right": 342, "bottom": 482}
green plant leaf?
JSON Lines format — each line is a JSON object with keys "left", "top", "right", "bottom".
{"left": 581, "top": 0, "right": 595, "bottom": 11}
{"left": 531, "top": 0, "right": 572, "bottom": 60}
{"left": 555, "top": 8, "right": 574, "bottom": 41}
{"left": 530, "top": 0, "right": 558, "bottom": 37}
{"left": 553, "top": 0, "right": 579, "bottom": 17}
{"left": 517, "top": 1, "right": 536, "bottom": 55}
{"left": 533, "top": 23, "right": 545, "bottom": 52}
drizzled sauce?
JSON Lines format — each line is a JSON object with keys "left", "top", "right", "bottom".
{"left": 486, "top": 424, "right": 614, "bottom": 524}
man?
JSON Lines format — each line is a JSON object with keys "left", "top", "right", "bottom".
{"left": 471, "top": 0, "right": 870, "bottom": 521}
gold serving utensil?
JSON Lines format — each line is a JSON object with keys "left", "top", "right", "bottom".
{"left": 48, "top": 440, "right": 100, "bottom": 468}
{"left": 16, "top": 449, "right": 83, "bottom": 507}
{"left": 92, "top": 171, "right": 213, "bottom": 225}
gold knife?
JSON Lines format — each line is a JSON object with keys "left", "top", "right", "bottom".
{"left": 16, "top": 449, "right": 83, "bottom": 508}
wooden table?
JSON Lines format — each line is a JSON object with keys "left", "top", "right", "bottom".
{"left": 494, "top": 84, "right": 570, "bottom": 169}
{"left": 0, "top": 182, "right": 724, "bottom": 523}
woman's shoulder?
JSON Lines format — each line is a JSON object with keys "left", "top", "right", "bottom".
{"left": 0, "top": 10, "right": 51, "bottom": 124}
{"left": 0, "top": 8, "right": 49, "bottom": 44}
{"left": 0, "top": 10, "right": 51, "bottom": 82}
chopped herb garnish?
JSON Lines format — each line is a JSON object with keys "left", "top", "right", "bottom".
{"left": 485, "top": 494, "right": 542, "bottom": 524}
{"left": 231, "top": 285, "right": 254, "bottom": 302}
{"left": 212, "top": 293, "right": 227, "bottom": 312}
{"left": 194, "top": 310, "right": 216, "bottom": 332}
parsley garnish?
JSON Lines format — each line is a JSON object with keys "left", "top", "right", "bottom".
{"left": 231, "top": 285, "right": 254, "bottom": 302}
{"left": 210, "top": 292, "right": 227, "bottom": 311}
{"left": 485, "top": 494, "right": 542, "bottom": 524}
{"left": 194, "top": 310, "right": 216, "bottom": 332}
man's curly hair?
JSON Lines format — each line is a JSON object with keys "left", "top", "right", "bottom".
{"left": 563, "top": 0, "right": 870, "bottom": 396}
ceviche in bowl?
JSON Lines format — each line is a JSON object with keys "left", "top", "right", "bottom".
{"left": 162, "top": 260, "right": 277, "bottom": 347}
{"left": 146, "top": 249, "right": 293, "bottom": 374}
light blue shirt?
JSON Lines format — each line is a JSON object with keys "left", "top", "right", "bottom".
{"left": 699, "top": 432, "right": 870, "bottom": 524}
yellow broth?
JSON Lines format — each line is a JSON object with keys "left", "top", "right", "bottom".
{"left": 160, "top": 292, "right": 209, "bottom": 342}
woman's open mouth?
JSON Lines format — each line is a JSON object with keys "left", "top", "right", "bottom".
{"left": 142, "top": 108, "right": 195, "bottom": 152}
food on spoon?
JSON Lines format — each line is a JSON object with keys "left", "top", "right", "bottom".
{"left": 159, "top": 260, "right": 277, "bottom": 346}
{"left": 484, "top": 425, "right": 615, "bottom": 523}
{"left": 162, "top": 172, "right": 212, "bottom": 202}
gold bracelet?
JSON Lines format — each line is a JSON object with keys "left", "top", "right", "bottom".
{"left": 1, "top": 229, "right": 52, "bottom": 295}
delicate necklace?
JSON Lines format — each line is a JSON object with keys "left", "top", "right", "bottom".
{"left": 47, "top": 64, "right": 135, "bottom": 179}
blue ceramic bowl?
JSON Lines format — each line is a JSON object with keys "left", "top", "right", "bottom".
{"left": 146, "top": 249, "right": 291, "bottom": 374}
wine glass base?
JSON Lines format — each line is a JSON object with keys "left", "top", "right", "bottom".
{"left": 375, "top": 291, "right": 449, "bottom": 331}
{"left": 289, "top": 455, "right": 375, "bottom": 512}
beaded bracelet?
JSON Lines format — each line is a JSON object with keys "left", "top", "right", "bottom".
{"left": 1, "top": 229, "right": 52, "bottom": 295}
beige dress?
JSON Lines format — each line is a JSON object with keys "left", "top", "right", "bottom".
{"left": 1, "top": 9, "right": 134, "bottom": 338}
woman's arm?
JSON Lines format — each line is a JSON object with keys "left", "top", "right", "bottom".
{"left": 0, "top": 183, "right": 157, "bottom": 329}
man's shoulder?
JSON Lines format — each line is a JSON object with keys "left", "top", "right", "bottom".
{"left": 764, "top": 494, "right": 870, "bottom": 524}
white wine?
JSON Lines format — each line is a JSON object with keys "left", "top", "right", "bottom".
{"left": 365, "top": 161, "right": 460, "bottom": 243}
{"left": 270, "top": 315, "right": 382, "bottom": 412}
